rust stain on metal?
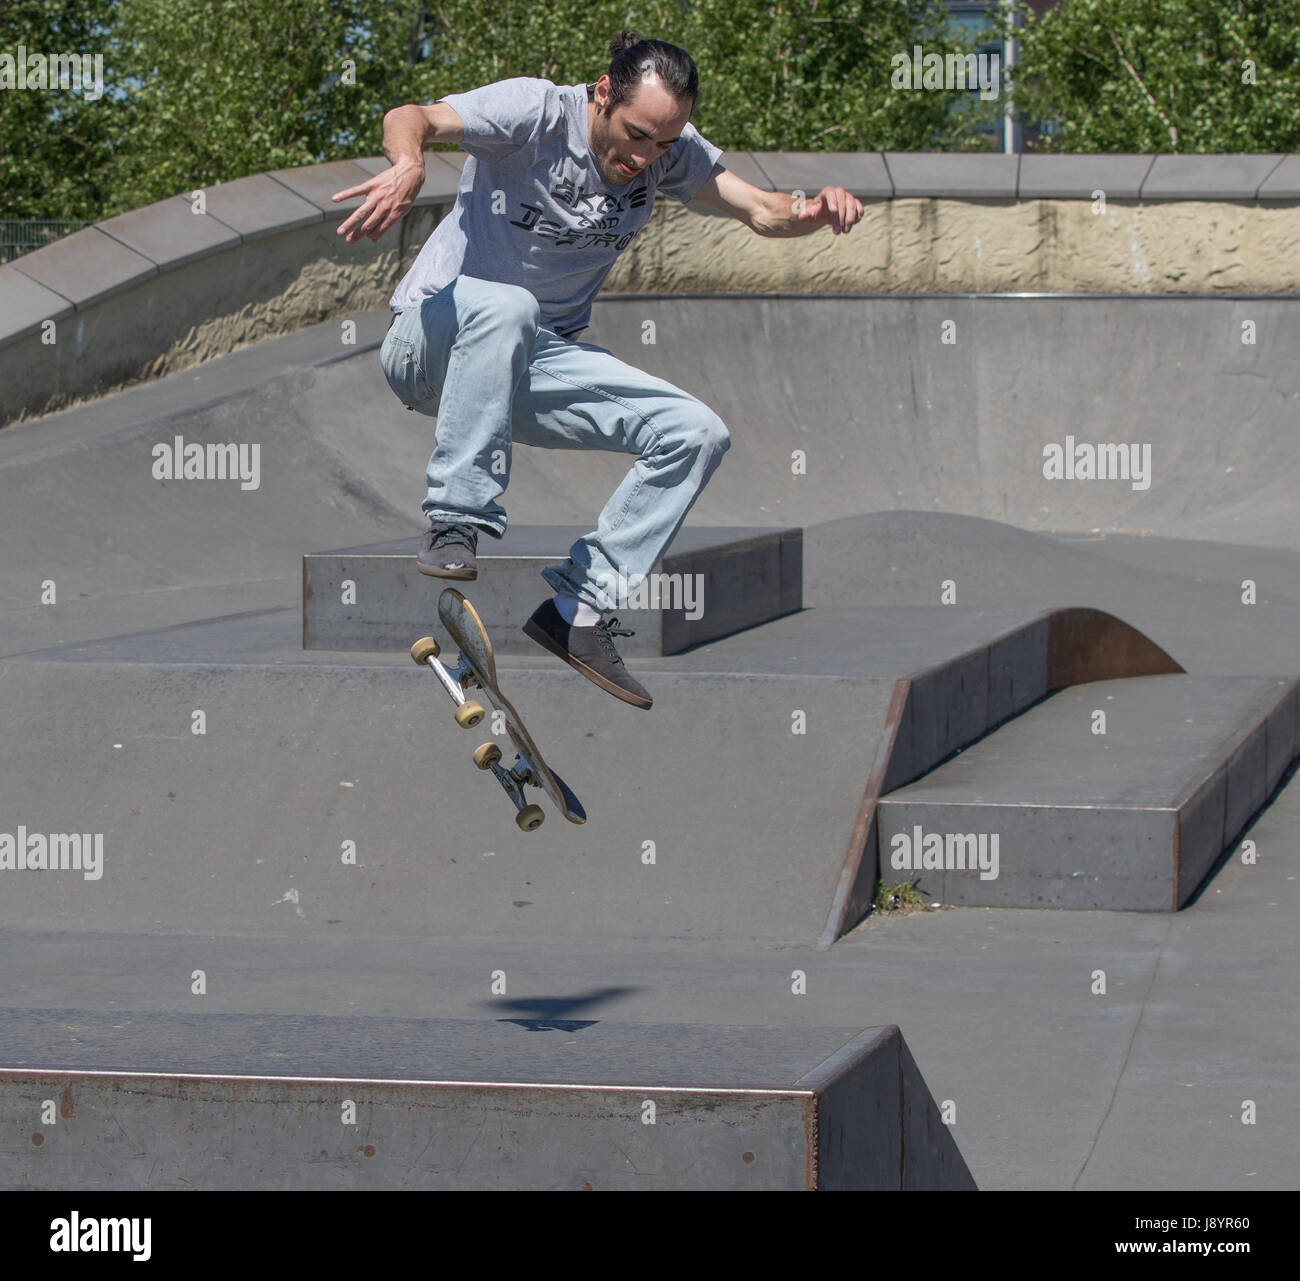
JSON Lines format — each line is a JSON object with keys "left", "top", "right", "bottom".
{"left": 31, "top": 1132, "right": 45, "bottom": 1146}
{"left": 824, "top": 677, "right": 911, "bottom": 943}
{"left": 802, "top": 1095, "right": 818, "bottom": 1190}
{"left": 59, "top": 1085, "right": 75, "bottom": 1118}
{"left": 1046, "top": 607, "right": 1182, "bottom": 689}
{"left": 363, "top": 1144, "right": 376, "bottom": 1157}
{"left": 741, "top": 1150, "right": 754, "bottom": 1164}
{"left": 1172, "top": 813, "right": 1181, "bottom": 910}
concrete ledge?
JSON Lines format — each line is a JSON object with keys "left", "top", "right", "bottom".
{"left": 875, "top": 675, "right": 1299, "bottom": 910}
{"left": 302, "top": 525, "right": 803, "bottom": 654}
{"left": 1259, "top": 155, "right": 1300, "bottom": 199}
{"left": 198, "top": 173, "right": 324, "bottom": 241}
{"left": 9, "top": 224, "right": 157, "bottom": 310}
{"left": 266, "top": 159, "right": 377, "bottom": 216}
{"left": 96, "top": 194, "right": 242, "bottom": 272}
{"left": 752, "top": 152, "right": 894, "bottom": 198}
{"left": 0, "top": 1017, "right": 976, "bottom": 1190}
{"left": 1141, "top": 154, "right": 1287, "bottom": 201}
{"left": 716, "top": 151, "right": 773, "bottom": 190}
{"left": 884, "top": 152, "right": 1020, "bottom": 199}
{"left": 824, "top": 606, "right": 1182, "bottom": 943}
{"left": 0, "top": 263, "right": 75, "bottom": 345}
{"left": 1018, "top": 154, "right": 1154, "bottom": 200}
{"left": 355, "top": 152, "right": 466, "bottom": 202}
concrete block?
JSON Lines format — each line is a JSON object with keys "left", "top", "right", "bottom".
{"left": 755, "top": 152, "right": 894, "bottom": 199}
{"left": 883, "top": 152, "right": 1019, "bottom": 199}
{"left": 198, "top": 173, "right": 324, "bottom": 240}
{"left": 267, "top": 160, "right": 377, "bottom": 216}
{"left": 0, "top": 264, "right": 74, "bottom": 349}
{"left": 1141, "top": 154, "right": 1286, "bottom": 201}
{"left": 96, "top": 194, "right": 241, "bottom": 271}
{"left": 7, "top": 225, "right": 156, "bottom": 309}
{"left": 1018, "top": 154, "right": 1154, "bottom": 201}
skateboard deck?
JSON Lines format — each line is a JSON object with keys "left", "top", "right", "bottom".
{"left": 411, "top": 589, "right": 586, "bottom": 830}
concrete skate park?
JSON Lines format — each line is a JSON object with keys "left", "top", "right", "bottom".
{"left": 1, "top": 151, "right": 1298, "bottom": 1189}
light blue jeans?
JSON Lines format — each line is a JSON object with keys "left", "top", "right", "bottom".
{"left": 379, "top": 275, "right": 730, "bottom": 611}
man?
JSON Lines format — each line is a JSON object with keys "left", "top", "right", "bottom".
{"left": 333, "top": 32, "right": 862, "bottom": 710}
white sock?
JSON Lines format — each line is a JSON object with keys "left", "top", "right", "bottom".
{"left": 555, "top": 593, "right": 602, "bottom": 626}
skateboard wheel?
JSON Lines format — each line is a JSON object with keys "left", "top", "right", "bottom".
{"left": 472, "top": 742, "right": 503, "bottom": 770}
{"left": 411, "top": 636, "right": 440, "bottom": 665}
{"left": 456, "top": 700, "right": 485, "bottom": 728}
{"left": 516, "top": 804, "right": 545, "bottom": 832}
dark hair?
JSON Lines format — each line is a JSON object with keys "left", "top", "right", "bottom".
{"left": 600, "top": 29, "right": 699, "bottom": 112}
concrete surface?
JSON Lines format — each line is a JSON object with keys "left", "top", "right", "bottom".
{"left": 1, "top": 294, "right": 1297, "bottom": 1190}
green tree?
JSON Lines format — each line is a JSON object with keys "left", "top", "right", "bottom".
{"left": 0, "top": 0, "right": 121, "bottom": 219}
{"left": 1001, "top": 0, "right": 1300, "bottom": 152}
{"left": 679, "top": 0, "right": 995, "bottom": 151}
{"left": 109, "top": 0, "right": 425, "bottom": 211}
{"left": 411, "top": 0, "right": 994, "bottom": 153}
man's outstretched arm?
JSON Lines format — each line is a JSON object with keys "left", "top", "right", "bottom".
{"left": 693, "top": 164, "right": 863, "bottom": 237}
{"left": 332, "top": 103, "right": 466, "bottom": 244}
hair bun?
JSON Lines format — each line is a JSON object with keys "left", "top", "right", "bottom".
{"left": 609, "top": 29, "right": 639, "bottom": 58}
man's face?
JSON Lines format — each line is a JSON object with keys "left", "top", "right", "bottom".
{"left": 588, "top": 74, "right": 693, "bottom": 186}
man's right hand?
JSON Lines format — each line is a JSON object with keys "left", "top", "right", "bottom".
{"left": 332, "top": 159, "right": 425, "bottom": 244}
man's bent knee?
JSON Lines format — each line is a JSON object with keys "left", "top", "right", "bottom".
{"left": 696, "top": 411, "right": 731, "bottom": 459}
{"left": 464, "top": 278, "right": 540, "bottom": 333}
{"left": 656, "top": 407, "right": 730, "bottom": 464}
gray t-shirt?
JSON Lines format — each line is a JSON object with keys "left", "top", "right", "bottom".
{"left": 388, "top": 77, "right": 723, "bottom": 337}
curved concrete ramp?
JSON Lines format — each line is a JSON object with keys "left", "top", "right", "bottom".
{"left": 1, "top": 601, "right": 1180, "bottom": 946}
{"left": 587, "top": 295, "right": 1300, "bottom": 550}
{"left": 4, "top": 293, "right": 1297, "bottom": 661}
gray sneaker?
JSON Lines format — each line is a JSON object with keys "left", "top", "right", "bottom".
{"left": 418, "top": 522, "right": 479, "bottom": 579}
{"left": 523, "top": 598, "right": 652, "bottom": 709}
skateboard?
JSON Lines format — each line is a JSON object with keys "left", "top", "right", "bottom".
{"left": 411, "top": 588, "right": 586, "bottom": 831}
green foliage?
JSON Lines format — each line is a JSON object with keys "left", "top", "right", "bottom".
{"left": 410, "top": 1, "right": 989, "bottom": 153}
{"left": 8, "top": 0, "right": 1296, "bottom": 222}
{"left": 109, "top": 0, "right": 422, "bottom": 212}
{"left": 2, "top": 0, "right": 997, "bottom": 219}
{"left": 873, "top": 876, "right": 930, "bottom": 913}
{"left": 0, "top": 0, "right": 120, "bottom": 218}
{"left": 999, "top": 0, "right": 1300, "bottom": 152}
{"left": 679, "top": 0, "right": 993, "bottom": 152}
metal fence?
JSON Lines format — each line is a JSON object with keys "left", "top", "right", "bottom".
{"left": 0, "top": 219, "right": 94, "bottom": 264}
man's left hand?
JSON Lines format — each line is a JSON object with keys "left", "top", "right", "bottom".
{"left": 797, "top": 185, "right": 864, "bottom": 235}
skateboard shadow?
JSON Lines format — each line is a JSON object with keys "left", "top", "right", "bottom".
{"left": 482, "top": 986, "right": 639, "bottom": 1029}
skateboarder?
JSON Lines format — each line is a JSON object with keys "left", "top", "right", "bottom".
{"left": 333, "top": 30, "right": 862, "bottom": 710}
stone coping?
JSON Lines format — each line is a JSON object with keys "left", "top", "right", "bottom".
{"left": 4, "top": 151, "right": 1296, "bottom": 344}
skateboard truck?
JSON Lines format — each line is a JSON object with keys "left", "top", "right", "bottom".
{"left": 410, "top": 633, "right": 547, "bottom": 831}
{"left": 411, "top": 590, "right": 586, "bottom": 831}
